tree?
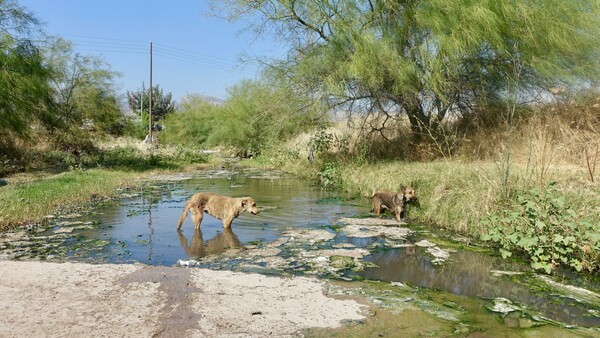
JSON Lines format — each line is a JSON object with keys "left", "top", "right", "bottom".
{"left": 127, "top": 84, "right": 176, "bottom": 123}
{"left": 213, "top": 0, "right": 600, "bottom": 139}
{"left": 161, "top": 95, "right": 218, "bottom": 146}
{"left": 210, "top": 77, "right": 319, "bottom": 156}
{"left": 44, "top": 37, "right": 122, "bottom": 136}
{"left": 0, "top": 0, "right": 53, "bottom": 152}
{"left": 162, "top": 79, "right": 319, "bottom": 156}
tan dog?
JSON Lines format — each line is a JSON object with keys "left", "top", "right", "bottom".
{"left": 371, "top": 186, "right": 417, "bottom": 221}
{"left": 176, "top": 192, "right": 260, "bottom": 230}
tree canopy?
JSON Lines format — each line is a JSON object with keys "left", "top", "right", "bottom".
{"left": 214, "top": 0, "right": 600, "bottom": 137}
{"left": 127, "top": 84, "right": 176, "bottom": 123}
{"left": 1, "top": 0, "right": 124, "bottom": 154}
{"left": 0, "top": 0, "right": 53, "bottom": 150}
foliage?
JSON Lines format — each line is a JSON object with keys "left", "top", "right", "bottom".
{"left": 481, "top": 185, "right": 599, "bottom": 273}
{"left": 162, "top": 79, "right": 320, "bottom": 157}
{"left": 0, "top": 1, "right": 127, "bottom": 159}
{"left": 0, "top": 1, "right": 53, "bottom": 153}
{"left": 121, "top": 116, "right": 148, "bottom": 140}
{"left": 160, "top": 95, "right": 217, "bottom": 146}
{"left": 44, "top": 37, "right": 122, "bottom": 134}
{"left": 316, "top": 161, "right": 341, "bottom": 189}
{"left": 127, "top": 84, "right": 176, "bottom": 123}
{"left": 309, "top": 127, "right": 335, "bottom": 154}
{"left": 214, "top": 0, "right": 600, "bottom": 140}
{"left": 0, "top": 0, "right": 41, "bottom": 36}
{"left": 210, "top": 79, "right": 319, "bottom": 157}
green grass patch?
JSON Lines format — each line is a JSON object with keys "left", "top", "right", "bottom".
{"left": 0, "top": 169, "right": 138, "bottom": 229}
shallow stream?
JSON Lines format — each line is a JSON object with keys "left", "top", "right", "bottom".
{"left": 1, "top": 168, "right": 598, "bottom": 333}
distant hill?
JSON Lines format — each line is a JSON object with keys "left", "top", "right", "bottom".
{"left": 179, "top": 94, "right": 224, "bottom": 107}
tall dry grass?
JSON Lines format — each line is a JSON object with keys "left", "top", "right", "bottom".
{"left": 269, "top": 93, "right": 600, "bottom": 238}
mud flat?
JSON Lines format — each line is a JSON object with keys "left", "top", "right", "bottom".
{"left": 0, "top": 261, "right": 364, "bottom": 337}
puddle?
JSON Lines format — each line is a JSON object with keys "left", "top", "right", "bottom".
{"left": 0, "top": 168, "right": 598, "bottom": 331}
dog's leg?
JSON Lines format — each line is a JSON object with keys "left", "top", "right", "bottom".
{"left": 394, "top": 205, "right": 404, "bottom": 221}
{"left": 393, "top": 193, "right": 405, "bottom": 221}
{"left": 371, "top": 196, "right": 382, "bottom": 215}
{"left": 176, "top": 202, "right": 192, "bottom": 230}
{"left": 191, "top": 205, "right": 204, "bottom": 230}
{"left": 222, "top": 216, "right": 234, "bottom": 229}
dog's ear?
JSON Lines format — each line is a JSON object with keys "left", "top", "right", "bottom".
{"left": 241, "top": 198, "right": 248, "bottom": 207}
{"left": 398, "top": 185, "right": 406, "bottom": 193}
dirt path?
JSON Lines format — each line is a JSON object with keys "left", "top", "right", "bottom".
{"left": 0, "top": 261, "right": 365, "bottom": 337}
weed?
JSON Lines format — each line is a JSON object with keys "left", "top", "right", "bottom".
{"left": 317, "top": 161, "right": 341, "bottom": 189}
{"left": 481, "top": 184, "right": 599, "bottom": 273}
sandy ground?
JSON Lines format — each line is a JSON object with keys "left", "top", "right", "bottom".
{"left": 0, "top": 261, "right": 365, "bottom": 337}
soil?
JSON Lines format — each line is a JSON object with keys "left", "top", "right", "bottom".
{"left": 0, "top": 261, "right": 365, "bottom": 337}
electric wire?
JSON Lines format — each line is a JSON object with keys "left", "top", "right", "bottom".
{"left": 55, "top": 33, "right": 253, "bottom": 73}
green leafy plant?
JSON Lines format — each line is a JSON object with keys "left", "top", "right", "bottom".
{"left": 317, "top": 161, "right": 341, "bottom": 189}
{"left": 309, "top": 127, "right": 334, "bottom": 154}
{"left": 481, "top": 184, "right": 599, "bottom": 273}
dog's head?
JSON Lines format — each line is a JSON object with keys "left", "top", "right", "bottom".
{"left": 241, "top": 197, "right": 260, "bottom": 215}
{"left": 401, "top": 186, "right": 417, "bottom": 203}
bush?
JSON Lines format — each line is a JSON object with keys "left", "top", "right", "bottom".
{"left": 317, "top": 161, "right": 341, "bottom": 189}
{"left": 161, "top": 97, "right": 216, "bottom": 146}
{"left": 481, "top": 184, "right": 599, "bottom": 273}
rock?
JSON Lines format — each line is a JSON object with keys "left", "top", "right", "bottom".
{"left": 427, "top": 246, "right": 450, "bottom": 263}
{"left": 415, "top": 240, "right": 436, "bottom": 247}
{"left": 518, "top": 318, "right": 535, "bottom": 328}
{"left": 342, "top": 224, "right": 411, "bottom": 240}
{"left": 487, "top": 298, "right": 520, "bottom": 314}
{"left": 330, "top": 255, "right": 355, "bottom": 269}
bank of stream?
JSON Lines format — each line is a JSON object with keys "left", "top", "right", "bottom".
{"left": 0, "top": 168, "right": 598, "bottom": 336}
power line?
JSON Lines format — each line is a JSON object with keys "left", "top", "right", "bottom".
{"left": 152, "top": 48, "right": 236, "bottom": 69}
{"left": 59, "top": 34, "right": 257, "bottom": 74}
{"left": 58, "top": 33, "right": 147, "bottom": 44}
{"left": 58, "top": 34, "right": 240, "bottom": 66}
{"left": 74, "top": 48, "right": 147, "bottom": 55}
{"left": 153, "top": 42, "right": 235, "bottom": 65}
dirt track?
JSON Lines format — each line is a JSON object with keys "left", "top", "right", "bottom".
{"left": 0, "top": 261, "right": 365, "bottom": 337}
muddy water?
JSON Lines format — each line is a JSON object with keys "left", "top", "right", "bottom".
{"left": 1, "top": 168, "right": 599, "bottom": 331}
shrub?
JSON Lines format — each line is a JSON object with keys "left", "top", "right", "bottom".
{"left": 317, "top": 161, "right": 341, "bottom": 189}
{"left": 481, "top": 184, "right": 599, "bottom": 273}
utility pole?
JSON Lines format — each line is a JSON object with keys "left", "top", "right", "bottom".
{"left": 140, "top": 81, "right": 144, "bottom": 120}
{"left": 148, "top": 42, "right": 153, "bottom": 142}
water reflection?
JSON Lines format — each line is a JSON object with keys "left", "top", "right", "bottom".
{"left": 25, "top": 170, "right": 367, "bottom": 265}
{"left": 362, "top": 247, "right": 600, "bottom": 328}
{"left": 177, "top": 228, "right": 242, "bottom": 258}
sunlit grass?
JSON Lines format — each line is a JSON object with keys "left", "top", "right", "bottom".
{"left": 0, "top": 169, "right": 139, "bottom": 229}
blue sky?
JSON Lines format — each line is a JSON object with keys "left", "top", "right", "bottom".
{"left": 19, "top": 0, "right": 285, "bottom": 101}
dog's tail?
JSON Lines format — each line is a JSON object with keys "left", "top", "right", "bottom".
{"left": 176, "top": 202, "right": 191, "bottom": 230}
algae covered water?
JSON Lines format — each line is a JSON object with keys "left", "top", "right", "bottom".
{"left": 0, "top": 168, "right": 598, "bottom": 331}
{"left": 4, "top": 169, "right": 364, "bottom": 265}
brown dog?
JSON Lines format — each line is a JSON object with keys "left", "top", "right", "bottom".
{"left": 371, "top": 186, "right": 417, "bottom": 221}
{"left": 176, "top": 192, "right": 260, "bottom": 230}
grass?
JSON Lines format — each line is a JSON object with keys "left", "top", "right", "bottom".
{"left": 0, "top": 169, "right": 138, "bottom": 229}
{"left": 0, "top": 142, "right": 217, "bottom": 230}
{"left": 339, "top": 161, "right": 599, "bottom": 235}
